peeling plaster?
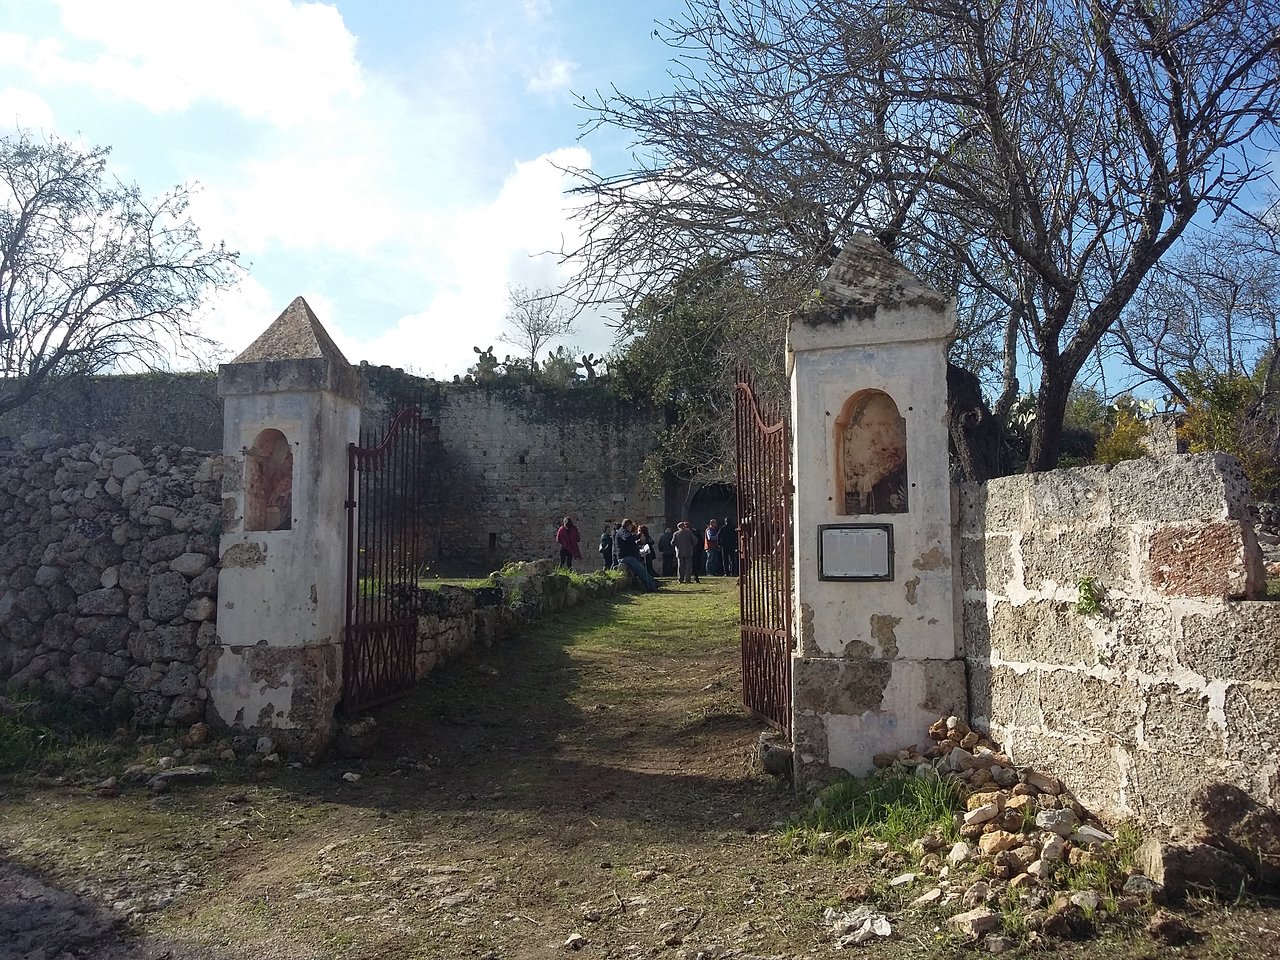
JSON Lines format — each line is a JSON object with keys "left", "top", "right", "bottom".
{"left": 912, "top": 546, "right": 949, "bottom": 571}
{"left": 222, "top": 542, "right": 267, "bottom": 567}
{"left": 870, "top": 613, "right": 901, "bottom": 659}
{"left": 904, "top": 576, "right": 920, "bottom": 604}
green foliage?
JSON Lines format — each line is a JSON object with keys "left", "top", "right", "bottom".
{"left": 784, "top": 772, "right": 962, "bottom": 857}
{"left": 1076, "top": 576, "right": 1103, "bottom": 615}
{"left": 1094, "top": 408, "right": 1149, "bottom": 465}
{"left": 611, "top": 260, "right": 785, "bottom": 490}
{"left": 1178, "top": 364, "right": 1280, "bottom": 501}
{"left": 0, "top": 688, "right": 125, "bottom": 773}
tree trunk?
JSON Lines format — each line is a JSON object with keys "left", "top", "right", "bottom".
{"left": 1026, "top": 369, "right": 1073, "bottom": 472}
{"left": 946, "top": 362, "right": 1003, "bottom": 481}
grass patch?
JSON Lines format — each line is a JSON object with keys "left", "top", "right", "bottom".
{"left": 1266, "top": 577, "right": 1280, "bottom": 600}
{"left": 783, "top": 771, "right": 963, "bottom": 859}
{"left": 0, "top": 688, "right": 126, "bottom": 775}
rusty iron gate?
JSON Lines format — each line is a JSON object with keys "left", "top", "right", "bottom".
{"left": 343, "top": 404, "right": 432, "bottom": 712}
{"left": 733, "top": 370, "right": 793, "bottom": 732}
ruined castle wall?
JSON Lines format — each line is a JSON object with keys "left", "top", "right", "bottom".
{"left": 959, "top": 453, "right": 1277, "bottom": 828}
{"left": 406, "top": 382, "right": 665, "bottom": 573}
{"left": 0, "top": 373, "right": 222, "bottom": 450}
{"left": 0, "top": 436, "right": 223, "bottom": 725}
{"left": 1, "top": 372, "right": 668, "bottom": 574}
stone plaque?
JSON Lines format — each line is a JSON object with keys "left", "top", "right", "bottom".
{"left": 818, "top": 523, "right": 893, "bottom": 581}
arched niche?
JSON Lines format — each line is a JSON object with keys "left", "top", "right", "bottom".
{"left": 835, "top": 389, "right": 908, "bottom": 515}
{"left": 245, "top": 428, "right": 294, "bottom": 531}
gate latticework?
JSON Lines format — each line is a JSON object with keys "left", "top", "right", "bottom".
{"left": 733, "top": 370, "right": 793, "bottom": 732}
{"left": 343, "top": 404, "right": 432, "bottom": 712}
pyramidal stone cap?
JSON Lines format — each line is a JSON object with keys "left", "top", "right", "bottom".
{"left": 218, "top": 296, "right": 364, "bottom": 402}
{"left": 233, "top": 296, "right": 351, "bottom": 365}
{"left": 789, "top": 233, "right": 955, "bottom": 350}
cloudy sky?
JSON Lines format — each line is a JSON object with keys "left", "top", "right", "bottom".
{"left": 0, "top": 0, "right": 683, "bottom": 377}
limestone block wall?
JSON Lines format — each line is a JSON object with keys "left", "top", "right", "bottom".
{"left": 0, "top": 434, "right": 223, "bottom": 725}
{"left": 959, "top": 453, "right": 1276, "bottom": 829}
{"left": 409, "top": 384, "right": 665, "bottom": 572}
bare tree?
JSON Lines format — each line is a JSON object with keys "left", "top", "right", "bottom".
{"left": 564, "top": 0, "right": 1280, "bottom": 475}
{"left": 1112, "top": 219, "right": 1280, "bottom": 404}
{"left": 0, "top": 132, "right": 239, "bottom": 417}
{"left": 497, "top": 284, "right": 576, "bottom": 372}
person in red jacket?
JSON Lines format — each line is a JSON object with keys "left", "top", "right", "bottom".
{"left": 555, "top": 516, "right": 582, "bottom": 569}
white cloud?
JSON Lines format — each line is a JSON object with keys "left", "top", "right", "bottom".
{"left": 526, "top": 57, "right": 577, "bottom": 95}
{"left": 353, "top": 146, "right": 616, "bottom": 378}
{"left": 0, "top": 86, "right": 55, "bottom": 132}
{"left": 522, "top": 0, "right": 553, "bottom": 21}
{"left": 5, "top": 0, "right": 362, "bottom": 126}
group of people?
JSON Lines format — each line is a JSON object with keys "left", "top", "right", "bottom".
{"left": 565, "top": 516, "right": 738, "bottom": 590}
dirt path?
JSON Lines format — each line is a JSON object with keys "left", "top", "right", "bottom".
{"left": 1, "top": 581, "right": 853, "bottom": 960}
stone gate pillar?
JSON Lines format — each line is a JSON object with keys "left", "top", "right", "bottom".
{"left": 788, "top": 235, "right": 967, "bottom": 787}
{"left": 205, "top": 297, "right": 364, "bottom": 758}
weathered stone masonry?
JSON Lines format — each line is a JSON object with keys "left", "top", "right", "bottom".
{"left": 2, "top": 372, "right": 669, "bottom": 572}
{"left": 0, "top": 436, "right": 223, "bottom": 725}
{"left": 959, "top": 453, "right": 1276, "bottom": 829}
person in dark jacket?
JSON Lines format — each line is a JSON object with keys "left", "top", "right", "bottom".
{"left": 615, "top": 518, "right": 658, "bottom": 591}
{"left": 636, "top": 523, "right": 657, "bottom": 578}
{"left": 598, "top": 523, "right": 613, "bottom": 570}
{"left": 657, "top": 526, "right": 675, "bottom": 577}
{"left": 720, "top": 518, "right": 739, "bottom": 576}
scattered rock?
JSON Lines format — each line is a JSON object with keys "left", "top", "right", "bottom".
{"left": 341, "top": 772, "right": 362, "bottom": 783}
{"left": 1035, "top": 808, "right": 1078, "bottom": 837}
{"left": 1122, "top": 874, "right": 1160, "bottom": 897}
{"left": 1135, "top": 838, "right": 1250, "bottom": 902}
{"left": 985, "top": 934, "right": 1016, "bottom": 954}
{"left": 146, "top": 765, "right": 213, "bottom": 791}
{"left": 564, "top": 932, "right": 587, "bottom": 951}
{"left": 947, "top": 841, "right": 973, "bottom": 865}
{"left": 948, "top": 907, "right": 1001, "bottom": 938}
{"left": 912, "top": 887, "right": 943, "bottom": 906}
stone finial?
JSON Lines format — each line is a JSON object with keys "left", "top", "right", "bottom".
{"left": 232, "top": 296, "right": 351, "bottom": 365}
{"left": 792, "top": 234, "right": 953, "bottom": 346}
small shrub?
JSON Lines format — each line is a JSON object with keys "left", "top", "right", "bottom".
{"left": 1075, "top": 576, "right": 1103, "bottom": 615}
{"left": 1094, "top": 409, "right": 1149, "bottom": 464}
{"left": 784, "top": 772, "right": 963, "bottom": 857}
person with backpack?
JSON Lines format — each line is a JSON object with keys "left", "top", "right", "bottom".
{"left": 704, "top": 518, "right": 723, "bottom": 576}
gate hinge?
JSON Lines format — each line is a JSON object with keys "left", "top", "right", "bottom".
{"left": 343, "top": 499, "right": 357, "bottom": 508}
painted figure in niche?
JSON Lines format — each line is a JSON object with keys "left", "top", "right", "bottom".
{"left": 247, "top": 429, "right": 293, "bottom": 531}
{"left": 838, "top": 390, "right": 908, "bottom": 514}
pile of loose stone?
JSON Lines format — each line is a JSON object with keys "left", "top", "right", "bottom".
{"left": 1252, "top": 501, "right": 1280, "bottom": 577}
{"left": 852, "top": 715, "right": 1159, "bottom": 951}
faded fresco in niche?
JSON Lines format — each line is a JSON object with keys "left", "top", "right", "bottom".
{"left": 246, "top": 428, "right": 294, "bottom": 531}
{"left": 836, "top": 390, "right": 908, "bottom": 514}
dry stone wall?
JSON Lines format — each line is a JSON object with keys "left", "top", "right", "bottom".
{"left": 1, "top": 372, "right": 670, "bottom": 574}
{"left": 0, "top": 433, "right": 223, "bottom": 725}
{"left": 411, "top": 562, "right": 624, "bottom": 682}
{"left": 959, "top": 453, "right": 1277, "bottom": 830}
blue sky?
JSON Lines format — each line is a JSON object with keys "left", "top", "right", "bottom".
{"left": 0, "top": 0, "right": 685, "bottom": 377}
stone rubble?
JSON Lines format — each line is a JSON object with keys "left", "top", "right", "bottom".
{"left": 855, "top": 714, "right": 1194, "bottom": 946}
{"left": 1250, "top": 501, "right": 1280, "bottom": 576}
